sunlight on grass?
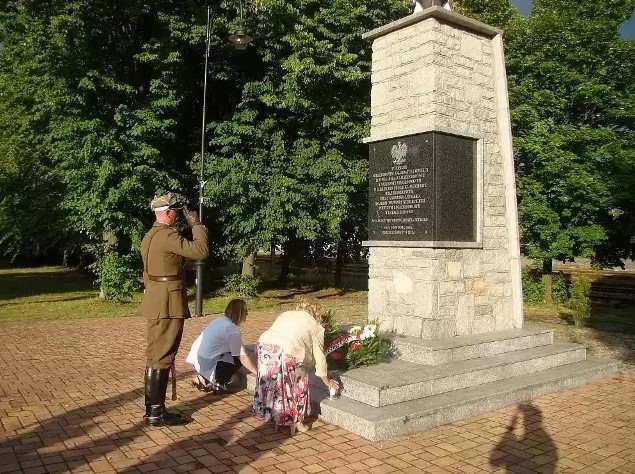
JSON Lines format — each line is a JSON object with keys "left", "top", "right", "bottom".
{"left": 0, "top": 266, "right": 368, "bottom": 323}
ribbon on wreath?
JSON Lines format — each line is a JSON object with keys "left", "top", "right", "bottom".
{"left": 325, "top": 333, "right": 357, "bottom": 355}
{"left": 324, "top": 324, "right": 379, "bottom": 355}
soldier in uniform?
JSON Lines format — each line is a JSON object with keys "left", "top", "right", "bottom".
{"left": 140, "top": 193, "right": 209, "bottom": 426}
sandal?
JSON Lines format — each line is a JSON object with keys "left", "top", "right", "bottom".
{"left": 210, "top": 382, "right": 229, "bottom": 394}
{"left": 192, "top": 375, "right": 214, "bottom": 392}
{"left": 288, "top": 422, "right": 310, "bottom": 436}
{"left": 295, "top": 423, "right": 310, "bottom": 433}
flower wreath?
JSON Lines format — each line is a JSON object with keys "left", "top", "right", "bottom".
{"left": 321, "top": 311, "right": 390, "bottom": 370}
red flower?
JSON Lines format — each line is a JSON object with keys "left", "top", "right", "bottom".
{"left": 329, "top": 351, "right": 342, "bottom": 360}
{"left": 322, "top": 323, "right": 332, "bottom": 332}
{"left": 350, "top": 341, "right": 360, "bottom": 351}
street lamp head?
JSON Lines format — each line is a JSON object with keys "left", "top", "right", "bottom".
{"left": 228, "top": 19, "right": 253, "bottom": 50}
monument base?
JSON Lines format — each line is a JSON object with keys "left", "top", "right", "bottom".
{"left": 244, "top": 330, "right": 616, "bottom": 441}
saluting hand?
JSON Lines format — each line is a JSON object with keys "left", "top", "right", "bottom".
{"left": 182, "top": 205, "right": 201, "bottom": 227}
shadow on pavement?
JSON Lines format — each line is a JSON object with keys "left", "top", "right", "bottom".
{"left": 1, "top": 384, "right": 290, "bottom": 473}
{"left": 121, "top": 401, "right": 297, "bottom": 473}
{"left": 489, "top": 402, "right": 558, "bottom": 473}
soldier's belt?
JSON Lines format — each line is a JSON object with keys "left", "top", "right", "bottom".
{"left": 148, "top": 274, "right": 182, "bottom": 282}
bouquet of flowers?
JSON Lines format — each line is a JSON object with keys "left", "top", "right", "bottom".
{"left": 321, "top": 311, "right": 390, "bottom": 370}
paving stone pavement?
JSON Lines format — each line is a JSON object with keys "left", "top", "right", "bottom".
{"left": 1, "top": 314, "right": 634, "bottom": 474}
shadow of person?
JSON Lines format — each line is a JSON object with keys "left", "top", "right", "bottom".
{"left": 120, "top": 393, "right": 308, "bottom": 473}
{"left": 489, "top": 402, "right": 558, "bottom": 473}
{"left": 1, "top": 384, "right": 241, "bottom": 473}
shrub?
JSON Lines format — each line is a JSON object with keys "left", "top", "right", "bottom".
{"left": 522, "top": 268, "right": 567, "bottom": 304}
{"left": 522, "top": 268, "right": 545, "bottom": 303}
{"left": 223, "top": 274, "right": 261, "bottom": 297}
{"left": 551, "top": 274, "right": 568, "bottom": 303}
{"left": 567, "top": 275, "right": 592, "bottom": 327}
{"left": 95, "top": 252, "right": 140, "bottom": 301}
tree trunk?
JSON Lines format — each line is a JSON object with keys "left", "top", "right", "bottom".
{"left": 278, "top": 241, "right": 292, "bottom": 284}
{"left": 269, "top": 243, "right": 275, "bottom": 278}
{"left": 335, "top": 239, "right": 344, "bottom": 287}
{"left": 241, "top": 252, "right": 256, "bottom": 277}
{"left": 542, "top": 259, "right": 553, "bottom": 303}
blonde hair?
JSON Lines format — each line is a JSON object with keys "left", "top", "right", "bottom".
{"left": 225, "top": 299, "right": 248, "bottom": 325}
{"left": 296, "top": 298, "right": 321, "bottom": 320}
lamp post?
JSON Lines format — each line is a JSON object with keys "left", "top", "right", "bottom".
{"left": 194, "top": 1, "right": 254, "bottom": 318}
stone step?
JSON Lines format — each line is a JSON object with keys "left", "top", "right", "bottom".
{"left": 339, "top": 342, "right": 586, "bottom": 407}
{"left": 316, "top": 358, "right": 617, "bottom": 441}
{"left": 387, "top": 328, "right": 553, "bottom": 365}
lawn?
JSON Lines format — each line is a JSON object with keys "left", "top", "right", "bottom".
{"left": 1, "top": 265, "right": 633, "bottom": 373}
{"left": 524, "top": 301, "right": 635, "bottom": 374}
{"left": 0, "top": 266, "right": 368, "bottom": 324}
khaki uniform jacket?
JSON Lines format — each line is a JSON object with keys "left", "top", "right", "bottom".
{"left": 140, "top": 223, "right": 209, "bottom": 319}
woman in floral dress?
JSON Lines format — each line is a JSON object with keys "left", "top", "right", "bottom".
{"left": 253, "top": 299, "right": 340, "bottom": 435}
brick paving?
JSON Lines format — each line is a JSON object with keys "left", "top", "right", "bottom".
{"left": 0, "top": 314, "right": 634, "bottom": 474}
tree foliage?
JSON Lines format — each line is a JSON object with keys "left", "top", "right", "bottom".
{"left": 510, "top": 0, "right": 635, "bottom": 267}
{"left": 0, "top": 4, "right": 69, "bottom": 258}
{"left": 204, "top": 0, "right": 409, "bottom": 262}
{"left": 458, "top": 0, "right": 635, "bottom": 267}
{"left": 1, "top": 0, "right": 634, "bottom": 292}
{"left": 0, "top": 0, "right": 206, "bottom": 277}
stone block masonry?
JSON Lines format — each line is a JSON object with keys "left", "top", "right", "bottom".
{"left": 369, "top": 248, "right": 515, "bottom": 338}
{"left": 363, "top": 7, "right": 522, "bottom": 339}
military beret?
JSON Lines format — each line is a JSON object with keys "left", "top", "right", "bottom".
{"left": 150, "top": 193, "right": 184, "bottom": 211}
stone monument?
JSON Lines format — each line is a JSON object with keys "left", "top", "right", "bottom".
{"left": 312, "top": 5, "right": 617, "bottom": 441}
{"left": 246, "top": 4, "right": 617, "bottom": 442}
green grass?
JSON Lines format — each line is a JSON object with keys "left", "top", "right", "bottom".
{"left": 0, "top": 266, "right": 140, "bottom": 321}
{"left": 0, "top": 266, "right": 367, "bottom": 323}
{"left": 525, "top": 300, "right": 635, "bottom": 373}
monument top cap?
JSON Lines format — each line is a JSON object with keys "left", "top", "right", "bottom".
{"left": 362, "top": 4, "right": 502, "bottom": 42}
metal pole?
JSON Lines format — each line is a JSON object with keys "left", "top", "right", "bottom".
{"left": 195, "top": 5, "right": 212, "bottom": 318}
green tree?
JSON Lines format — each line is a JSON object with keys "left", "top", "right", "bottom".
{"left": 458, "top": 0, "right": 635, "bottom": 271}
{"left": 0, "top": 0, "right": 210, "bottom": 295}
{"left": 454, "top": 0, "right": 520, "bottom": 29}
{"left": 204, "top": 0, "right": 409, "bottom": 280}
{"left": 510, "top": 0, "right": 635, "bottom": 269}
{"left": 0, "top": 5, "right": 71, "bottom": 261}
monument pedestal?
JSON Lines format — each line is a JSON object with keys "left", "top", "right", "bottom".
{"left": 247, "top": 6, "right": 616, "bottom": 441}
{"left": 317, "top": 329, "right": 615, "bottom": 441}
{"left": 244, "top": 329, "right": 616, "bottom": 441}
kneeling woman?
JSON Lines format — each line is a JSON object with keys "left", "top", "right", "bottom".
{"left": 185, "top": 299, "right": 257, "bottom": 392}
{"left": 253, "top": 299, "right": 340, "bottom": 435}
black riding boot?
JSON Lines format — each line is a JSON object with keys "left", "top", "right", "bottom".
{"left": 144, "top": 367, "right": 185, "bottom": 426}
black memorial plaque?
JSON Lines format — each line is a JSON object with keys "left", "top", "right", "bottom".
{"left": 368, "top": 132, "right": 476, "bottom": 242}
{"left": 369, "top": 133, "right": 435, "bottom": 240}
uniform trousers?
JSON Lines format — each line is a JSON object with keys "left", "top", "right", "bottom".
{"left": 146, "top": 318, "right": 185, "bottom": 369}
